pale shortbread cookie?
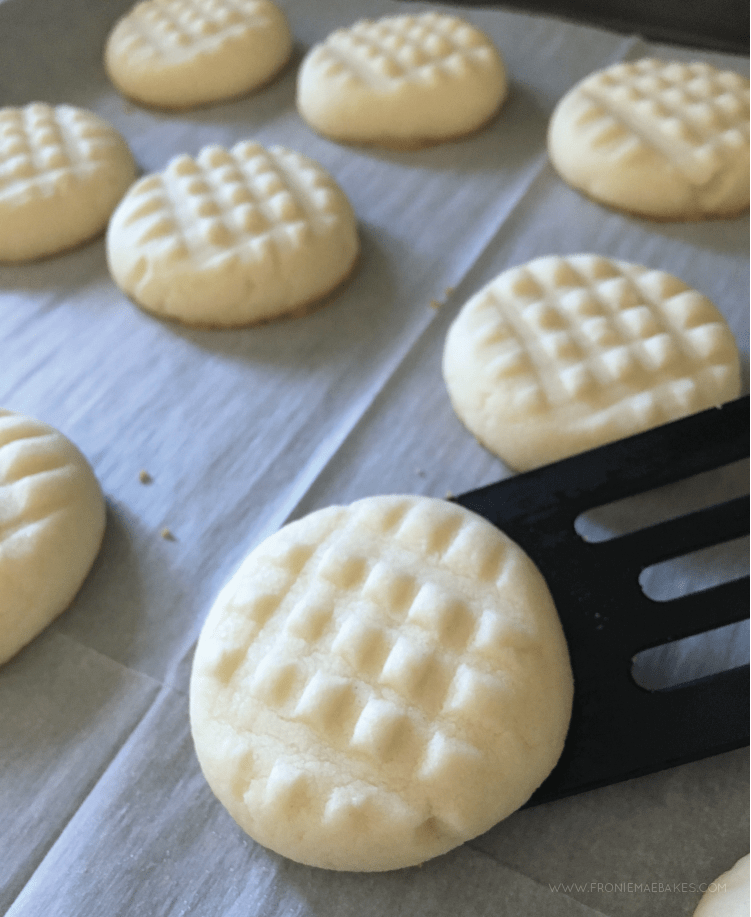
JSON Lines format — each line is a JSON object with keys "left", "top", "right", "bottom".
{"left": 548, "top": 59, "right": 750, "bottom": 220}
{"left": 105, "top": 0, "right": 292, "bottom": 110}
{"left": 442, "top": 254, "right": 740, "bottom": 471}
{"left": 296, "top": 12, "right": 507, "bottom": 148}
{"left": 0, "top": 410, "right": 106, "bottom": 665}
{"left": 190, "top": 494, "right": 573, "bottom": 871}
{"left": 0, "top": 103, "right": 136, "bottom": 262}
{"left": 106, "top": 141, "right": 359, "bottom": 327}
{"left": 693, "top": 854, "right": 749, "bottom": 917}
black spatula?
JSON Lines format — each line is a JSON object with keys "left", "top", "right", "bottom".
{"left": 453, "top": 395, "right": 749, "bottom": 804}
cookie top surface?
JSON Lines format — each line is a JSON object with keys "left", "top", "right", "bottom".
{"left": 105, "top": 0, "right": 292, "bottom": 109}
{"left": 297, "top": 12, "right": 507, "bottom": 147}
{"left": 106, "top": 140, "right": 359, "bottom": 327}
{"left": 0, "top": 103, "right": 136, "bottom": 262}
{"left": 693, "top": 854, "right": 749, "bottom": 917}
{"left": 442, "top": 254, "right": 740, "bottom": 471}
{"left": 190, "top": 494, "right": 573, "bottom": 871}
{"left": 548, "top": 59, "right": 750, "bottom": 220}
{"left": 0, "top": 410, "right": 106, "bottom": 665}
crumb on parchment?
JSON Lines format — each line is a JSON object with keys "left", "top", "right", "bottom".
{"left": 139, "top": 470, "right": 152, "bottom": 484}
{"left": 430, "top": 287, "right": 454, "bottom": 309}
{"left": 161, "top": 527, "right": 175, "bottom": 541}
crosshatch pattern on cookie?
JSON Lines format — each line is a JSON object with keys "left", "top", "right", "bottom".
{"left": 307, "top": 12, "right": 497, "bottom": 89}
{"left": 576, "top": 60, "right": 750, "bottom": 185}
{"left": 461, "top": 255, "right": 738, "bottom": 426}
{"left": 0, "top": 104, "right": 127, "bottom": 198}
{"left": 110, "top": 0, "right": 282, "bottom": 61}
{"left": 202, "top": 498, "right": 547, "bottom": 782}
{"left": 0, "top": 413, "right": 79, "bottom": 544}
{"left": 0, "top": 409, "right": 106, "bottom": 666}
{"left": 118, "top": 142, "right": 346, "bottom": 268}
{"left": 191, "top": 496, "right": 572, "bottom": 868}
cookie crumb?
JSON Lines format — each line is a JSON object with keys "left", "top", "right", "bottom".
{"left": 139, "top": 470, "right": 152, "bottom": 484}
{"left": 429, "top": 299, "right": 440, "bottom": 310}
{"left": 161, "top": 527, "right": 175, "bottom": 541}
{"left": 445, "top": 286, "right": 454, "bottom": 297}
{"left": 445, "top": 490, "right": 454, "bottom": 500}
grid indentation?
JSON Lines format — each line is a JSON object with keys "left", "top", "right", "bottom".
{"left": 0, "top": 413, "right": 79, "bottom": 544}
{"left": 311, "top": 12, "right": 497, "bottom": 89}
{"left": 469, "top": 255, "right": 737, "bottom": 422}
{"left": 120, "top": 142, "right": 342, "bottom": 267}
{"left": 0, "top": 104, "right": 125, "bottom": 197}
{"left": 579, "top": 59, "right": 749, "bottom": 185}
{"left": 115, "top": 0, "right": 271, "bottom": 59}
{"left": 213, "top": 498, "right": 532, "bottom": 785}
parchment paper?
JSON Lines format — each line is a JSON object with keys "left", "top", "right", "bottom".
{"left": 0, "top": 0, "right": 748, "bottom": 914}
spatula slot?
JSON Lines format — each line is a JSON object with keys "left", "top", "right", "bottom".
{"left": 595, "top": 495, "right": 749, "bottom": 570}
{"left": 573, "top": 458, "right": 749, "bottom": 544}
{"left": 631, "top": 619, "right": 750, "bottom": 690}
{"left": 638, "top": 534, "right": 749, "bottom": 601}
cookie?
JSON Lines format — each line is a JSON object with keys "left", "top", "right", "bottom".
{"left": 0, "top": 103, "right": 136, "bottom": 262}
{"left": 105, "top": 0, "right": 292, "bottom": 110}
{"left": 442, "top": 254, "right": 740, "bottom": 471}
{"left": 0, "top": 410, "right": 106, "bottom": 665}
{"left": 693, "top": 854, "right": 749, "bottom": 917}
{"left": 548, "top": 59, "right": 750, "bottom": 220}
{"left": 296, "top": 12, "right": 507, "bottom": 148}
{"left": 106, "top": 141, "right": 359, "bottom": 327}
{"left": 190, "top": 494, "right": 573, "bottom": 871}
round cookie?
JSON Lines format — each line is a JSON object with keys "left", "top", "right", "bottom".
{"left": 106, "top": 141, "right": 359, "bottom": 327}
{"left": 105, "top": 0, "right": 292, "bottom": 110}
{"left": 296, "top": 12, "right": 507, "bottom": 148}
{"left": 693, "top": 854, "right": 749, "bottom": 917}
{"left": 548, "top": 59, "right": 750, "bottom": 221}
{"left": 442, "top": 254, "right": 740, "bottom": 471}
{"left": 0, "top": 103, "right": 136, "bottom": 262}
{"left": 0, "top": 410, "right": 106, "bottom": 665}
{"left": 190, "top": 494, "right": 573, "bottom": 871}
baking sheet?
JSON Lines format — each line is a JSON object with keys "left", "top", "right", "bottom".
{"left": 428, "top": 0, "right": 750, "bottom": 53}
{"left": 0, "top": 0, "right": 748, "bottom": 914}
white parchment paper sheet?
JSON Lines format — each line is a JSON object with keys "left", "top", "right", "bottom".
{"left": 0, "top": 0, "right": 748, "bottom": 914}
